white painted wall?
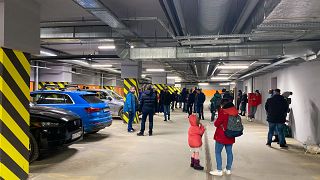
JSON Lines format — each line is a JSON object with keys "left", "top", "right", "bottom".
{"left": 243, "top": 60, "right": 320, "bottom": 144}
{"left": 39, "top": 65, "right": 72, "bottom": 82}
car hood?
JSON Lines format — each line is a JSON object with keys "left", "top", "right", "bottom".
{"left": 30, "top": 106, "right": 80, "bottom": 122}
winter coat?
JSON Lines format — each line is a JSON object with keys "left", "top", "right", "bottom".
{"left": 188, "top": 92, "right": 195, "bottom": 104}
{"left": 265, "top": 94, "right": 289, "bottom": 124}
{"left": 196, "top": 92, "right": 206, "bottom": 106}
{"left": 181, "top": 88, "right": 187, "bottom": 102}
{"left": 188, "top": 114, "right": 205, "bottom": 148}
{"left": 140, "top": 90, "right": 157, "bottom": 113}
{"left": 123, "top": 92, "right": 137, "bottom": 113}
{"left": 250, "top": 93, "right": 262, "bottom": 107}
{"left": 214, "top": 103, "right": 237, "bottom": 145}
{"left": 210, "top": 93, "right": 222, "bottom": 105}
{"left": 240, "top": 94, "right": 248, "bottom": 111}
{"left": 162, "top": 91, "right": 172, "bottom": 105}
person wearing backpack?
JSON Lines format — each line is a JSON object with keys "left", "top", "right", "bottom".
{"left": 210, "top": 91, "right": 222, "bottom": 121}
{"left": 210, "top": 99, "right": 240, "bottom": 176}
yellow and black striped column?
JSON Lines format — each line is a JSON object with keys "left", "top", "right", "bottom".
{"left": 0, "top": 48, "right": 30, "bottom": 180}
{"left": 38, "top": 82, "right": 69, "bottom": 90}
{"left": 102, "top": 86, "right": 115, "bottom": 91}
{"left": 153, "top": 84, "right": 165, "bottom": 94}
{"left": 123, "top": 78, "right": 139, "bottom": 123}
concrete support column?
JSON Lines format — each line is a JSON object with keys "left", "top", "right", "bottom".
{"left": 38, "top": 65, "right": 72, "bottom": 90}
{"left": 0, "top": 0, "right": 39, "bottom": 179}
{"left": 121, "top": 61, "right": 141, "bottom": 123}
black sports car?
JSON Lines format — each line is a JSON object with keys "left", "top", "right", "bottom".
{"left": 29, "top": 106, "right": 83, "bottom": 162}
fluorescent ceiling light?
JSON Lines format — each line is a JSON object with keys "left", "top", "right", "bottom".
{"left": 146, "top": 69, "right": 165, "bottom": 72}
{"left": 40, "top": 50, "right": 57, "bottom": 56}
{"left": 167, "top": 76, "right": 180, "bottom": 79}
{"left": 198, "top": 83, "right": 209, "bottom": 86}
{"left": 92, "top": 64, "right": 112, "bottom": 68}
{"left": 219, "top": 83, "right": 231, "bottom": 86}
{"left": 98, "top": 39, "right": 114, "bottom": 42}
{"left": 217, "top": 65, "right": 249, "bottom": 69}
{"left": 211, "top": 77, "right": 229, "bottom": 80}
{"left": 230, "top": 82, "right": 236, "bottom": 85}
{"left": 175, "top": 79, "right": 182, "bottom": 82}
{"left": 98, "top": 45, "right": 116, "bottom": 50}
{"left": 130, "top": 45, "right": 135, "bottom": 48}
{"left": 141, "top": 74, "right": 146, "bottom": 78}
{"left": 218, "top": 73, "right": 231, "bottom": 76}
{"left": 73, "top": 60, "right": 89, "bottom": 65}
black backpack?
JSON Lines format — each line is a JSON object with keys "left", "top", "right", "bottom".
{"left": 223, "top": 115, "right": 244, "bottom": 138}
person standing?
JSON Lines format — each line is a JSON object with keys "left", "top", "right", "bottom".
{"left": 210, "top": 91, "right": 222, "bottom": 121}
{"left": 181, "top": 88, "right": 188, "bottom": 112}
{"left": 124, "top": 86, "right": 137, "bottom": 132}
{"left": 236, "top": 90, "right": 242, "bottom": 110}
{"left": 162, "top": 88, "right": 172, "bottom": 121}
{"left": 193, "top": 89, "right": 198, "bottom": 113}
{"left": 248, "top": 90, "right": 262, "bottom": 121}
{"left": 187, "top": 89, "right": 195, "bottom": 117}
{"left": 137, "top": 85, "right": 157, "bottom": 136}
{"left": 188, "top": 114, "right": 206, "bottom": 170}
{"left": 265, "top": 89, "right": 289, "bottom": 148}
{"left": 196, "top": 89, "right": 206, "bottom": 120}
{"left": 159, "top": 90, "right": 165, "bottom": 113}
{"left": 210, "top": 99, "right": 237, "bottom": 176}
{"left": 240, "top": 94, "right": 248, "bottom": 116}
{"left": 171, "top": 91, "right": 177, "bottom": 111}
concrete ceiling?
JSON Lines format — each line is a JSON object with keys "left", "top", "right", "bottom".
{"left": 35, "top": 0, "right": 320, "bottom": 83}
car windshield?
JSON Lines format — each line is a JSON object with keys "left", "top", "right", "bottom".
{"left": 108, "top": 90, "right": 123, "bottom": 100}
{"left": 82, "top": 94, "right": 103, "bottom": 103}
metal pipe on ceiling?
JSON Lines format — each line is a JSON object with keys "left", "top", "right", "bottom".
{"left": 238, "top": 56, "right": 298, "bottom": 80}
{"left": 30, "top": 54, "right": 119, "bottom": 60}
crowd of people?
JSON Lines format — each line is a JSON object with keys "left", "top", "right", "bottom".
{"left": 124, "top": 85, "right": 291, "bottom": 176}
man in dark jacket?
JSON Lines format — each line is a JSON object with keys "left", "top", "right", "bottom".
{"left": 137, "top": 85, "right": 157, "bottom": 136}
{"left": 187, "top": 89, "right": 195, "bottom": 116}
{"left": 181, "top": 88, "right": 188, "bottom": 112}
{"left": 162, "top": 88, "right": 172, "bottom": 121}
{"left": 265, "top": 89, "right": 289, "bottom": 148}
{"left": 196, "top": 89, "right": 206, "bottom": 120}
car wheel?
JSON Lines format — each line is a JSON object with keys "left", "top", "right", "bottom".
{"left": 119, "top": 108, "right": 124, "bottom": 120}
{"left": 29, "top": 134, "right": 39, "bottom": 163}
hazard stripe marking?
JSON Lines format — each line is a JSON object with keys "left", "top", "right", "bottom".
{"left": 0, "top": 48, "right": 30, "bottom": 179}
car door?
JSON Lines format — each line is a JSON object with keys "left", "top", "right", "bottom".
{"left": 103, "top": 91, "right": 117, "bottom": 115}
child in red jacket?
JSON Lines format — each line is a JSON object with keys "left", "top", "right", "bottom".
{"left": 188, "top": 114, "right": 206, "bottom": 170}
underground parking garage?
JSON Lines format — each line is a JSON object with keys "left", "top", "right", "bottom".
{"left": 1, "top": 0, "right": 320, "bottom": 179}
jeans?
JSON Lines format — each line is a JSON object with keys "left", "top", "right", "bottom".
{"left": 215, "top": 142, "right": 233, "bottom": 171}
{"left": 164, "top": 105, "right": 170, "bottom": 120}
{"left": 128, "top": 111, "right": 134, "bottom": 131}
{"left": 267, "top": 122, "right": 285, "bottom": 145}
{"left": 171, "top": 101, "right": 175, "bottom": 110}
{"left": 140, "top": 111, "right": 154, "bottom": 133}
{"left": 183, "top": 102, "right": 187, "bottom": 112}
{"left": 249, "top": 106, "right": 257, "bottom": 118}
{"left": 197, "top": 104, "right": 204, "bottom": 119}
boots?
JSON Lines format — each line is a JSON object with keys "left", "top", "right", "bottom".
{"left": 193, "top": 159, "right": 204, "bottom": 170}
{"left": 190, "top": 157, "right": 195, "bottom": 167}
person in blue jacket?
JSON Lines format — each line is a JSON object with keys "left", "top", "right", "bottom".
{"left": 124, "top": 86, "right": 138, "bottom": 132}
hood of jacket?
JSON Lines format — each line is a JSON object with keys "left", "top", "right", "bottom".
{"left": 214, "top": 93, "right": 221, "bottom": 98}
{"left": 189, "top": 114, "right": 198, "bottom": 126}
{"left": 223, "top": 102, "right": 238, "bottom": 116}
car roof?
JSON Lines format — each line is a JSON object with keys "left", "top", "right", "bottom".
{"left": 31, "top": 90, "right": 95, "bottom": 95}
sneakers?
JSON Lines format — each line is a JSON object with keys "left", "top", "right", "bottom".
{"left": 223, "top": 168, "right": 232, "bottom": 175}
{"left": 266, "top": 143, "right": 271, "bottom": 147}
{"left": 209, "top": 170, "right": 223, "bottom": 176}
{"left": 137, "top": 132, "right": 144, "bottom": 136}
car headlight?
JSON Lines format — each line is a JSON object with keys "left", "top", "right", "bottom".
{"left": 41, "top": 122, "right": 60, "bottom": 127}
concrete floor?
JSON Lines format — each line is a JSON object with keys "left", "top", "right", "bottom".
{"left": 29, "top": 108, "right": 320, "bottom": 180}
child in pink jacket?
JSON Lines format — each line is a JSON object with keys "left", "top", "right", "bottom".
{"left": 188, "top": 114, "right": 206, "bottom": 170}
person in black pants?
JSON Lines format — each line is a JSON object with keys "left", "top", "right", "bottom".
{"left": 196, "top": 89, "right": 206, "bottom": 120}
{"left": 162, "top": 88, "right": 172, "bottom": 121}
{"left": 187, "top": 89, "right": 195, "bottom": 117}
{"left": 137, "top": 85, "right": 157, "bottom": 136}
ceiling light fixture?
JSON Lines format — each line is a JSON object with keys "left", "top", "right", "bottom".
{"left": 73, "top": 60, "right": 89, "bottom": 65}
{"left": 91, "top": 64, "right": 113, "bottom": 68}
{"left": 146, "top": 69, "right": 165, "bottom": 72}
{"left": 198, "top": 83, "right": 209, "bottom": 86}
{"left": 40, "top": 50, "right": 57, "bottom": 56}
{"left": 219, "top": 83, "right": 231, "bottom": 86}
{"left": 141, "top": 74, "right": 146, "bottom": 78}
{"left": 211, "top": 77, "right": 229, "bottom": 80}
{"left": 98, "top": 45, "right": 116, "bottom": 50}
{"left": 130, "top": 45, "right": 135, "bottom": 48}
{"left": 217, "top": 65, "right": 249, "bottom": 69}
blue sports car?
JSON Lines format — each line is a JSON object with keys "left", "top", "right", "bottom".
{"left": 30, "top": 90, "right": 112, "bottom": 133}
